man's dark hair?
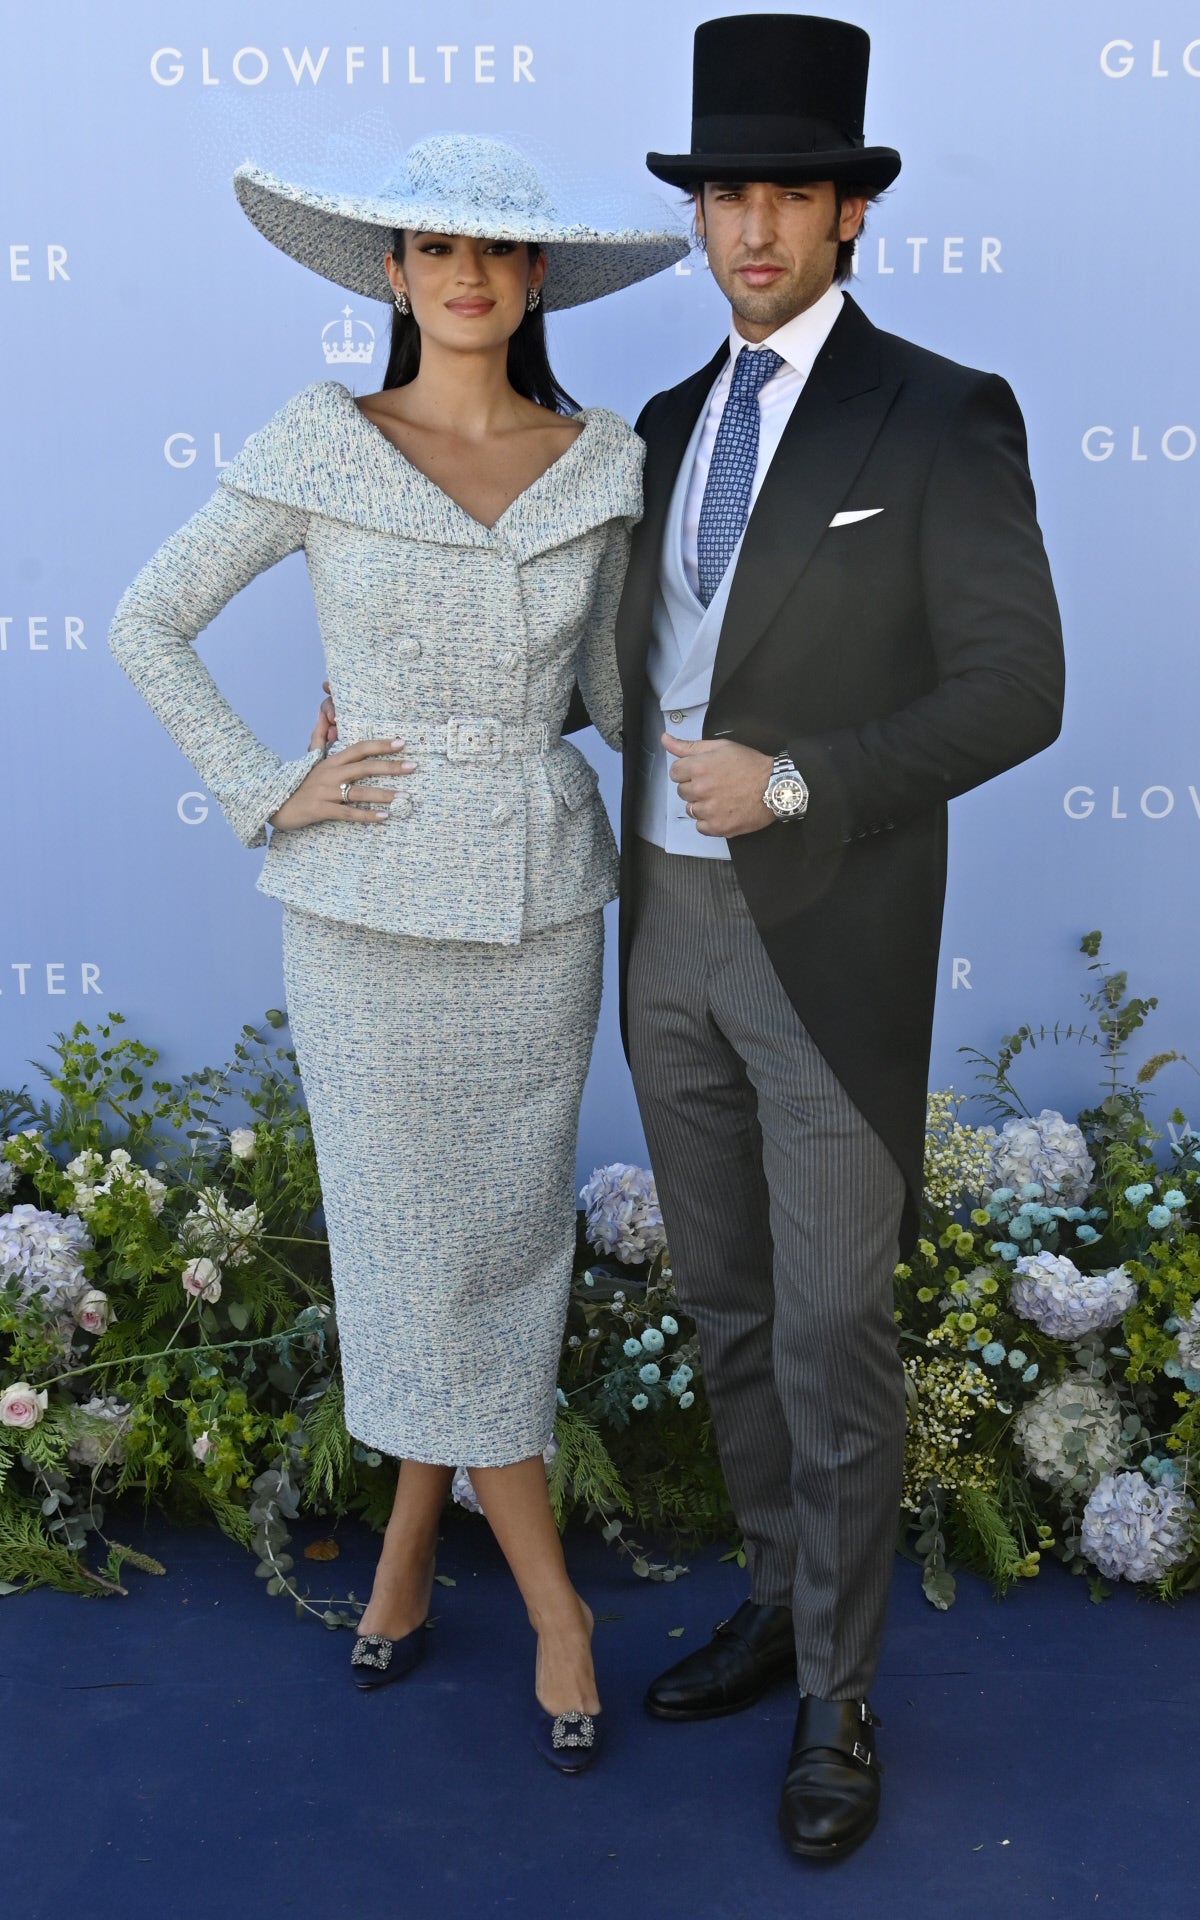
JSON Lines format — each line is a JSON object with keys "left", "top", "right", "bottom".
{"left": 686, "top": 182, "right": 886, "bottom": 287}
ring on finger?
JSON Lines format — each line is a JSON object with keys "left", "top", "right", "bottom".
{"left": 339, "top": 780, "right": 354, "bottom": 804}
{"left": 686, "top": 802, "right": 696, "bottom": 819}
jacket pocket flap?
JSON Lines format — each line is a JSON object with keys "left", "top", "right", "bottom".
{"left": 548, "top": 752, "right": 599, "bottom": 812}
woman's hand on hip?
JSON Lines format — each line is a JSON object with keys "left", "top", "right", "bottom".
{"left": 308, "top": 680, "right": 339, "bottom": 751}
{"left": 269, "top": 738, "right": 415, "bottom": 831}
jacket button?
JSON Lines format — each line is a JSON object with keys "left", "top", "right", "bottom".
{"left": 669, "top": 710, "right": 685, "bottom": 725}
{"left": 394, "top": 636, "right": 422, "bottom": 660}
{"left": 500, "top": 648, "right": 521, "bottom": 672}
{"left": 490, "top": 802, "right": 513, "bottom": 827}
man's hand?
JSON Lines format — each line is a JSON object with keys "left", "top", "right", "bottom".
{"left": 308, "top": 681, "right": 339, "bottom": 751}
{"left": 664, "top": 734, "right": 775, "bottom": 838}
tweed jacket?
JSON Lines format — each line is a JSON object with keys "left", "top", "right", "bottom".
{"left": 110, "top": 382, "right": 640, "bottom": 944}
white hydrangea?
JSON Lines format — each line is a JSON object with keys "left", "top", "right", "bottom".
{"left": 579, "top": 1164, "right": 666, "bottom": 1264}
{"left": 179, "top": 1187, "right": 260, "bottom": 1267}
{"left": 1081, "top": 1472, "right": 1195, "bottom": 1583}
{"left": 1010, "top": 1251, "right": 1136, "bottom": 1339}
{"left": 1176, "top": 1301, "right": 1200, "bottom": 1374}
{"left": 1013, "top": 1371, "right": 1126, "bottom": 1490}
{"left": 66, "top": 1395, "right": 133, "bottom": 1468}
{"left": 65, "top": 1147, "right": 167, "bottom": 1217}
{"left": 985, "top": 1110, "right": 1094, "bottom": 1207}
{"left": 452, "top": 1435, "right": 558, "bottom": 1514}
{"left": 0, "top": 1204, "right": 92, "bottom": 1314}
{"left": 0, "top": 1158, "right": 16, "bottom": 1200}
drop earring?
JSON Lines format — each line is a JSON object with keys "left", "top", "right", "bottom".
{"left": 394, "top": 289, "right": 410, "bottom": 317}
{"left": 526, "top": 287, "right": 542, "bottom": 313}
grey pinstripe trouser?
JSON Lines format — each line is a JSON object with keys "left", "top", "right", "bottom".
{"left": 626, "top": 839, "right": 906, "bottom": 1699}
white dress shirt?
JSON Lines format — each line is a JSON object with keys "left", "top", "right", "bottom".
{"left": 681, "top": 281, "right": 845, "bottom": 596}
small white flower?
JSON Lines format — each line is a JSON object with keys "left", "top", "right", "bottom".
{"left": 74, "top": 1287, "right": 112, "bottom": 1336}
{"left": 191, "top": 1429, "right": 214, "bottom": 1464}
{"left": 181, "top": 1257, "right": 222, "bottom": 1303}
{"left": 229, "top": 1128, "right": 257, "bottom": 1163}
{"left": 0, "top": 1381, "right": 49, "bottom": 1429}
{"left": 1014, "top": 1371, "right": 1126, "bottom": 1491}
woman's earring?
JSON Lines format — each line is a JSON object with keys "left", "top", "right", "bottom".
{"left": 394, "top": 290, "right": 410, "bottom": 317}
{"left": 526, "top": 287, "right": 542, "bottom": 313}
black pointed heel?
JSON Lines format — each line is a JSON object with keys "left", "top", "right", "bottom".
{"left": 530, "top": 1705, "right": 603, "bottom": 1774}
{"left": 349, "top": 1624, "right": 428, "bottom": 1690}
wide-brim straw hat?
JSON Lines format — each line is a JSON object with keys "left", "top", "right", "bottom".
{"left": 234, "top": 132, "right": 690, "bottom": 310}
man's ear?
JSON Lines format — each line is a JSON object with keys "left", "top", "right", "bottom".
{"left": 692, "top": 188, "right": 706, "bottom": 248}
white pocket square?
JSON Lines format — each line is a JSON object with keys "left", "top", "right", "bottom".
{"left": 829, "top": 508, "right": 884, "bottom": 526}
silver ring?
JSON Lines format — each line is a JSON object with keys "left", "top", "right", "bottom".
{"left": 339, "top": 780, "right": 353, "bottom": 804}
{"left": 686, "top": 803, "right": 696, "bottom": 819}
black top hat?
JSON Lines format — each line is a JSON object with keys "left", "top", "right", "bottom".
{"left": 647, "top": 13, "right": 900, "bottom": 191}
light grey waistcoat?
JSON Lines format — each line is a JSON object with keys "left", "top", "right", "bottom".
{"left": 635, "top": 397, "right": 737, "bottom": 862}
{"left": 110, "top": 382, "right": 641, "bottom": 945}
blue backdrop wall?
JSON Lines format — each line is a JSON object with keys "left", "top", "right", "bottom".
{"left": 3, "top": 1, "right": 1198, "bottom": 1173}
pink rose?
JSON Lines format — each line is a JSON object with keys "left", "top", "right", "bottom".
{"left": 181, "top": 1258, "right": 222, "bottom": 1303}
{"left": 1, "top": 1381, "right": 48, "bottom": 1429}
{"left": 74, "top": 1288, "right": 111, "bottom": 1335}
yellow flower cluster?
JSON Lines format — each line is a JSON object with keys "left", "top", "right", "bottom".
{"left": 902, "top": 1352, "right": 1000, "bottom": 1512}
{"left": 923, "top": 1090, "right": 995, "bottom": 1214}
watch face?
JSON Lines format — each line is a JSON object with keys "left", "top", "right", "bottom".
{"left": 769, "top": 777, "right": 807, "bottom": 815}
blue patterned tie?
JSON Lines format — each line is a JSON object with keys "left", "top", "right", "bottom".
{"left": 695, "top": 346, "right": 784, "bottom": 607}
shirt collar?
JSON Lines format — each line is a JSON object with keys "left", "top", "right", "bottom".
{"left": 726, "top": 282, "right": 844, "bottom": 384}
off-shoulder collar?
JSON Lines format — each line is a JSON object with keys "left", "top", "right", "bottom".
{"left": 221, "top": 381, "right": 642, "bottom": 557}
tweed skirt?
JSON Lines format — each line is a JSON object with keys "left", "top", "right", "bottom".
{"left": 282, "top": 904, "right": 604, "bottom": 1466}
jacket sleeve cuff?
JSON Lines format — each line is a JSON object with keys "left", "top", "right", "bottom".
{"left": 223, "top": 748, "right": 325, "bottom": 848}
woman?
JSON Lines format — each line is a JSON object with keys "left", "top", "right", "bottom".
{"left": 109, "top": 133, "right": 685, "bottom": 1770}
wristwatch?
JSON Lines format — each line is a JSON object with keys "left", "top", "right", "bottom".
{"left": 762, "top": 752, "right": 809, "bottom": 822}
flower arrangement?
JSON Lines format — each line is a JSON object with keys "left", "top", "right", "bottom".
{"left": 3, "top": 931, "right": 1199, "bottom": 1616}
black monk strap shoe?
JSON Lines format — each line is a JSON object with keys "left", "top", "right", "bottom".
{"left": 644, "top": 1600, "right": 795, "bottom": 1720}
{"left": 778, "top": 1695, "right": 882, "bottom": 1860}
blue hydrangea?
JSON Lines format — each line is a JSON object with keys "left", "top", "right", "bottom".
{"left": 639, "top": 1362, "right": 661, "bottom": 1385}
{"left": 579, "top": 1163, "right": 667, "bottom": 1264}
{"left": 985, "top": 1112, "right": 1094, "bottom": 1207}
{"left": 631, "top": 1392, "right": 649, "bottom": 1412}
{"left": 1075, "top": 1224, "right": 1100, "bottom": 1244}
{"left": 556, "top": 1388, "right": 568, "bottom": 1408}
{"left": 1081, "top": 1472, "right": 1194, "bottom": 1582}
{"left": 1147, "top": 1206, "right": 1173, "bottom": 1231}
{"left": 981, "top": 1341, "right": 1006, "bottom": 1365}
{"left": 623, "top": 1337, "right": 642, "bottom": 1358}
{"left": 640, "top": 1326, "right": 665, "bottom": 1354}
{"left": 1011, "top": 1252, "right": 1136, "bottom": 1339}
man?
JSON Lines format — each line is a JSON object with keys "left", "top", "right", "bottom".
{"left": 618, "top": 12, "right": 1063, "bottom": 1861}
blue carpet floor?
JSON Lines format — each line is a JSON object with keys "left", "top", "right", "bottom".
{"left": 4, "top": 1508, "right": 1194, "bottom": 1920}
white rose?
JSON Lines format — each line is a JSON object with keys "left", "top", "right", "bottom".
{"left": 181, "top": 1257, "right": 222, "bottom": 1303}
{"left": 228, "top": 1128, "right": 257, "bottom": 1163}
{"left": 74, "top": 1288, "right": 111, "bottom": 1335}
{"left": 192, "top": 1429, "right": 213, "bottom": 1463}
{"left": 1, "top": 1381, "right": 49, "bottom": 1429}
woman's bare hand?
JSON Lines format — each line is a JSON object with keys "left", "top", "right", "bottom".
{"left": 308, "top": 680, "right": 339, "bottom": 751}
{"left": 269, "top": 737, "right": 414, "bottom": 831}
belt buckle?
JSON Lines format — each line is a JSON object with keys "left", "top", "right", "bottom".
{"left": 446, "top": 714, "right": 502, "bottom": 762}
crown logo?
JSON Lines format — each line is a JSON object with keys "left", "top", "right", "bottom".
{"left": 322, "top": 305, "right": 376, "bottom": 365}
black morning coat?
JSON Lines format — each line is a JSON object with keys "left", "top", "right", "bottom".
{"left": 612, "top": 293, "right": 1066, "bottom": 1252}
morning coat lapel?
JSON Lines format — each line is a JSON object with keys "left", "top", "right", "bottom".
{"left": 616, "top": 342, "right": 729, "bottom": 680}
{"left": 710, "top": 297, "right": 902, "bottom": 701}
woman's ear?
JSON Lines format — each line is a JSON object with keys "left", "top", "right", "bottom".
{"left": 529, "top": 248, "right": 547, "bottom": 294}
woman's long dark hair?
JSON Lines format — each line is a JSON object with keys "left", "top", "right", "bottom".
{"left": 382, "top": 232, "right": 579, "bottom": 414}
